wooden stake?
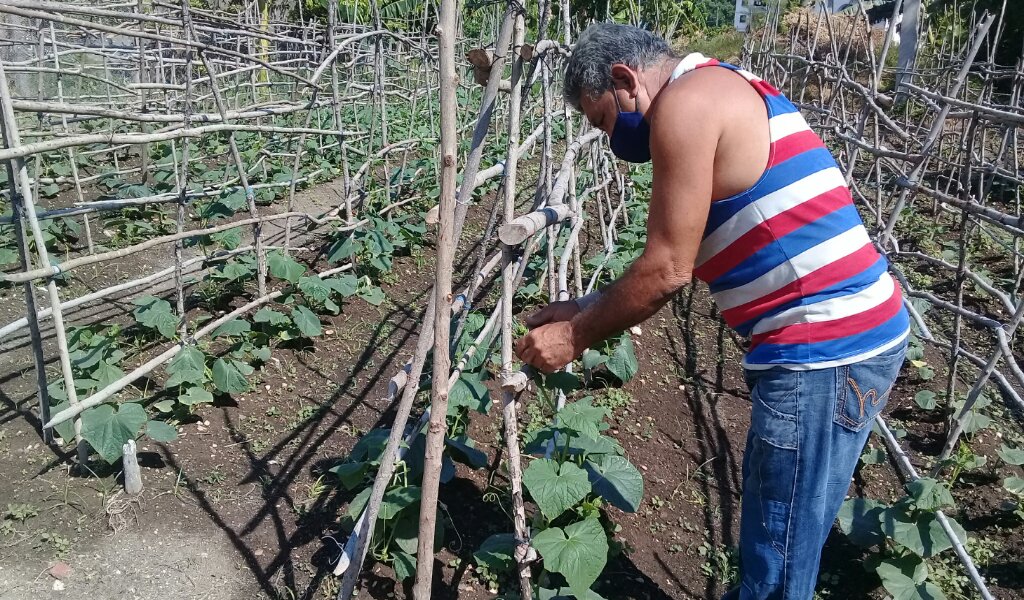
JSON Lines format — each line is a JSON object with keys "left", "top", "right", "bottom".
{"left": 412, "top": 0, "right": 459, "bottom": 594}
{"left": 122, "top": 439, "right": 143, "bottom": 495}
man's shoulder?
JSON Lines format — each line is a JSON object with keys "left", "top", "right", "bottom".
{"left": 653, "top": 66, "right": 765, "bottom": 122}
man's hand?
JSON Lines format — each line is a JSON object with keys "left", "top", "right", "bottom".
{"left": 523, "top": 300, "right": 580, "bottom": 328}
{"left": 515, "top": 320, "right": 583, "bottom": 372}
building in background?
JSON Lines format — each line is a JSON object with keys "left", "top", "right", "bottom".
{"left": 733, "top": 0, "right": 786, "bottom": 32}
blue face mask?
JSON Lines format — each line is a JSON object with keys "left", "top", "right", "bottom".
{"left": 609, "top": 93, "right": 651, "bottom": 163}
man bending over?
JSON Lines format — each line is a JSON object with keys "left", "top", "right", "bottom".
{"left": 516, "top": 23, "right": 908, "bottom": 600}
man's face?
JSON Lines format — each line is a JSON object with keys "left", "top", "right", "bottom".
{"left": 579, "top": 64, "right": 646, "bottom": 138}
{"left": 580, "top": 88, "right": 632, "bottom": 138}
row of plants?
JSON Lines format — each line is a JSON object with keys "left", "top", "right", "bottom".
{"left": 321, "top": 162, "right": 651, "bottom": 598}
{"left": 34, "top": 130, "right": 441, "bottom": 465}
{"left": 0, "top": 82, "right": 454, "bottom": 266}
{"left": 6, "top": 72, "right": 460, "bottom": 466}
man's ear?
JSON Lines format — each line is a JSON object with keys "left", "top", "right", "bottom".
{"left": 609, "top": 64, "right": 639, "bottom": 95}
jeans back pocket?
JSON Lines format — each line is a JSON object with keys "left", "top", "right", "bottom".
{"left": 834, "top": 342, "right": 906, "bottom": 433}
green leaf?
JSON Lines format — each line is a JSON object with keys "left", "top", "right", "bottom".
{"left": 380, "top": 486, "right": 421, "bottom": 520}
{"left": 210, "top": 229, "right": 241, "bottom": 250}
{"left": 329, "top": 462, "right": 368, "bottom": 490}
{"left": 532, "top": 516, "right": 608, "bottom": 599}
{"left": 217, "top": 261, "right": 254, "bottom": 282}
{"left": 876, "top": 555, "right": 945, "bottom": 600}
{"left": 837, "top": 498, "right": 886, "bottom": 548}
{"left": 251, "top": 345, "right": 271, "bottom": 363}
{"left": 345, "top": 487, "right": 372, "bottom": 522}
{"left": 0, "top": 247, "right": 19, "bottom": 266}
{"left": 358, "top": 285, "right": 386, "bottom": 306}
{"left": 997, "top": 444, "right": 1024, "bottom": 466}
{"left": 267, "top": 250, "right": 306, "bottom": 283}
{"left": 543, "top": 372, "right": 581, "bottom": 393}
{"left": 298, "top": 276, "right": 331, "bottom": 304}
{"left": 909, "top": 478, "right": 955, "bottom": 512}
{"left": 132, "top": 295, "right": 178, "bottom": 338}
{"left": 914, "top": 390, "right": 937, "bottom": 410}
{"left": 50, "top": 400, "right": 74, "bottom": 443}
{"left": 41, "top": 182, "right": 59, "bottom": 197}
{"left": 537, "top": 587, "right": 607, "bottom": 600}
{"left": 212, "top": 358, "right": 251, "bottom": 394}
{"left": 326, "top": 234, "right": 356, "bottom": 264}
{"left": 212, "top": 319, "right": 251, "bottom": 338}
{"left": 523, "top": 459, "right": 591, "bottom": 520}
{"left": 448, "top": 373, "right": 490, "bottom": 414}
{"left": 92, "top": 361, "right": 124, "bottom": 389}
{"left": 861, "top": 446, "right": 887, "bottom": 465}
{"left": 165, "top": 346, "right": 206, "bottom": 388}
{"left": 445, "top": 435, "right": 488, "bottom": 469}
{"left": 253, "top": 308, "right": 291, "bottom": 326}
{"left": 582, "top": 349, "right": 607, "bottom": 370}
{"left": 1004, "top": 476, "right": 1024, "bottom": 495}
{"left": 152, "top": 400, "right": 176, "bottom": 413}
{"left": 570, "top": 434, "right": 623, "bottom": 456}
{"left": 392, "top": 550, "right": 416, "bottom": 581}
{"left": 47, "top": 379, "right": 67, "bottom": 402}
{"left": 473, "top": 533, "right": 516, "bottom": 572}
{"left": 879, "top": 507, "right": 965, "bottom": 557}
{"left": 178, "top": 386, "right": 214, "bottom": 406}
{"left": 80, "top": 403, "right": 147, "bottom": 463}
{"left": 145, "top": 420, "right": 178, "bottom": 442}
{"left": 607, "top": 335, "right": 638, "bottom": 382}
{"left": 290, "top": 305, "right": 322, "bottom": 337}
{"left": 584, "top": 455, "right": 643, "bottom": 512}
{"left": 558, "top": 398, "right": 608, "bottom": 440}
{"left": 350, "top": 428, "right": 391, "bottom": 463}
{"left": 69, "top": 341, "right": 108, "bottom": 370}
{"left": 960, "top": 410, "right": 991, "bottom": 434}
{"left": 324, "top": 274, "right": 358, "bottom": 297}
{"left": 149, "top": 311, "right": 179, "bottom": 339}
{"left": 392, "top": 509, "right": 444, "bottom": 555}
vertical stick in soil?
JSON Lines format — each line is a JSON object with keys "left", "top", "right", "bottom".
{"left": 412, "top": 0, "right": 459, "bottom": 594}
{"left": 499, "top": 10, "right": 533, "bottom": 599}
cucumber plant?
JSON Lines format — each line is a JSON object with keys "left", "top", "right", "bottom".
{"left": 838, "top": 478, "right": 970, "bottom": 600}
{"left": 326, "top": 310, "right": 495, "bottom": 580}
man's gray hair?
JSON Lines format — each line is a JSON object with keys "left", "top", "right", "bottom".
{"left": 564, "top": 23, "right": 676, "bottom": 110}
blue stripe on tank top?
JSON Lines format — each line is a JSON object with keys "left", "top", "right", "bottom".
{"left": 744, "top": 309, "right": 910, "bottom": 365}
{"left": 731, "top": 257, "right": 890, "bottom": 337}
{"left": 763, "top": 93, "right": 799, "bottom": 117}
{"left": 702, "top": 147, "right": 842, "bottom": 237}
{"left": 708, "top": 205, "right": 864, "bottom": 294}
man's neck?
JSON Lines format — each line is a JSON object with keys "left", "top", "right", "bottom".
{"left": 643, "top": 57, "right": 683, "bottom": 101}
{"left": 641, "top": 57, "right": 684, "bottom": 113}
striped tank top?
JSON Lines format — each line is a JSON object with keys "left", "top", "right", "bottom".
{"left": 671, "top": 54, "right": 909, "bottom": 369}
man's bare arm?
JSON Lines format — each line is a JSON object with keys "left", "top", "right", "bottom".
{"left": 568, "top": 84, "right": 719, "bottom": 351}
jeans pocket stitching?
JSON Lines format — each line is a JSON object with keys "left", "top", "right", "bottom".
{"left": 835, "top": 366, "right": 857, "bottom": 430}
{"left": 848, "top": 377, "right": 880, "bottom": 416}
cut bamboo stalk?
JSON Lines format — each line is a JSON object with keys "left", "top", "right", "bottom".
{"left": 499, "top": 204, "right": 573, "bottom": 245}
{"left": 122, "top": 439, "right": 143, "bottom": 495}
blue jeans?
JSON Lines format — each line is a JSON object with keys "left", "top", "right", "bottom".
{"left": 725, "top": 339, "right": 907, "bottom": 600}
